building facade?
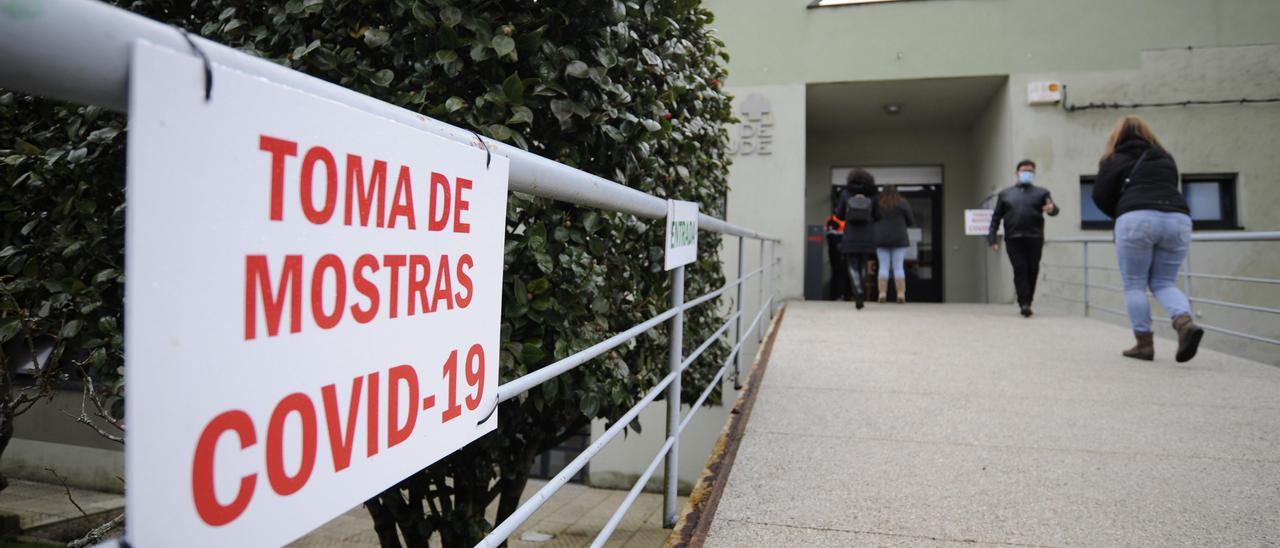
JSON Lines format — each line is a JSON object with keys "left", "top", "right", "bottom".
{"left": 592, "top": 0, "right": 1280, "bottom": 491}
{"left": 705, "top": 0, "right": 1280, "bottom": 363}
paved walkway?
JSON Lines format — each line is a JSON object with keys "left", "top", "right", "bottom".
{"left": 706, "top": 302, "right": 1280, "bottom": 546}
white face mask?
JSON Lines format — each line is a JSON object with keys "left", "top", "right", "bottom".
{"left": 1017, "top": 171, "right": 1035, "bottom": 185}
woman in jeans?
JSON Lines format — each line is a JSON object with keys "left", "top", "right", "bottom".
{"left": 1092, "top": 116, "right": 1204, "bottom": 362}
{"left": 874, "top": 186, "right": 915, "bottom": 303}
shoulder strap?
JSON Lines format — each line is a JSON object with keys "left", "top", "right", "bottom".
{"left": 1121, "top": 150, "right": 1151, "bottom": 193}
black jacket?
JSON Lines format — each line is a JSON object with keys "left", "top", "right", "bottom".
{"left": 1092, "top": 138, "right": 1189, "bottom": 219}
{"left": 874, "top": 199, "right": 915, "bottom": 248}
{"left": 836, "top": 183, "right": 882, "bottom": 254}
{"left": 988, "top": 184, "right": 1059, "bottom": 245}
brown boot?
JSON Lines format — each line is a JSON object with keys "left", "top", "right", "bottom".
{"left": 1123, "top": 331, "right": 1154, "bottom": 361}
{"left": 1172, "top": 314, "right": 1204, "bottom": 363}
{"left": 877, "top": 279, "right": 887, "bottom": 303}
{"left": 894, "top": 279, "right": 907, "bottom": 304}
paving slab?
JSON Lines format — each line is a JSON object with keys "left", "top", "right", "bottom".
{"left": 706, "top": 301, "right": 1280, "bottom": 547}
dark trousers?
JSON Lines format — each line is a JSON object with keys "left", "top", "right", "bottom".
{"left": 827, "top": 237, "right": 851, "bottom": 300}
{"left": 845, "top": 253, "right": 869, "bottom": 300}
{"left": 1005, "top": 238, "right": 1044, "bottom": 306}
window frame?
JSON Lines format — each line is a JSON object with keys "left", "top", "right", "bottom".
{"left": 1180, "top": 173, "right": 1241, "bottom": 231}
{"left": 1078, "top": 176, "right": 1113, "bottom": 231}
{"left": 1077, "top": 173, "right": 1242, "bottom": 231}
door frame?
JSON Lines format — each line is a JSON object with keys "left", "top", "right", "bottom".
{"left": 830, "top": 164, "right": 945, "bottom": 302}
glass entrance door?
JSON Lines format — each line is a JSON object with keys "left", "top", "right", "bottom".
{"left": 896, "top": 185, "right": 943, "bottom": 302}
{"left": 829, "top": 167, "right": 945, "bottom": 303}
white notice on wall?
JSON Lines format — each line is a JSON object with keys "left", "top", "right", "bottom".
{"left": 665, "top": 200, "right": 699, "bottom": 270}
{"left": 965, "top": 209, "right": 1001, "bottom": 236}
{"left": 124, "top": 42, "right": 508, "bottom": 547}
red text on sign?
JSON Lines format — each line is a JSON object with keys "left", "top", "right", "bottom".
{"left": 190, "top": 347, "right": 486, "bottom": 527}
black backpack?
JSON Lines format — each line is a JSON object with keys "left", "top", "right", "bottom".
{"left": 843, "top": 194, "right": 872, "bottom": 224}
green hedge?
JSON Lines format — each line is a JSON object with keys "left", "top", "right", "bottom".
{"left": 0, "top": 0, "right": 734, "bottom": 544}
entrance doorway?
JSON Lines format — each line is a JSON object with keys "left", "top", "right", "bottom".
{"left": 830, "top": 166, "right": 944, "bottom": 303}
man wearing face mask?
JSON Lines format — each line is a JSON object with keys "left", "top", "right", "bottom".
{"left": 989, "top": 159, "right": 1059, "bottom": 317}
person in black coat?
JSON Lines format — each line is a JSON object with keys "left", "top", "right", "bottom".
{"left": 988, "top": 159, "right": 1059, "bottom": 317}
{"left": 835, "top": 168, "right": 882, "bottom": 309}
{"left": 1091, "top": 115, "right": 1203, "bottom": 362}
{"left": 824, "top": 211, "right": 851, "bottom": 301}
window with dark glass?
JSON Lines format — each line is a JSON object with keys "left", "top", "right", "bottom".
{"left": 1181, "top": 174, "right": 1239, "bottom": 230}
{"left": 1078, "top": 173, "right": 1240, "bottom": 231}
{"left": 1078, "top": 176, "right": 1112, "bottom": 230}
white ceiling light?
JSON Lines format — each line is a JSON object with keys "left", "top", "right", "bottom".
{"left": 883, "top": 103, "right": 903, "bottom": 115}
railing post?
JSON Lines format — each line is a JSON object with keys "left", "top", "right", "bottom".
{"left": 663, "top": 265, "right": 684, "bottom": 529}
{"left": 758, "top": 240, "right": 765, "bottom": 343}
{"left": 768, "top": 241, "right": 776, "bottom": 320}
{"left": 1082, "top": 241, "right": 1090, "bottom": 317}
{"left": 1184, "top": 245, "right": 1194, "bottom": 304}
{"left": 734, "top": 237, "right": 746, "bottom": 390}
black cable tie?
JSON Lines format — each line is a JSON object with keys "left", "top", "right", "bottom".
{"left": 469, "top": 130, "right": 492, "bottom": 170}
{"left": 475, "top": 399, "right": 498, "bottom": 425}
{"left": 177, "top": 28, "right": 213, "bottom": 101}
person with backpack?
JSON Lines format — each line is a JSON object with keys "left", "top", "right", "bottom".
{"left": 988, "top": 159, "right": 1059, "bottom": 317}
{"left": 874, "top": 185, "right": 915, "bottom": 303}
{"left": 1092, "top": 116, "right": 1204, "bottom": 362}
{"left": 836, "top": 168, "right": 882, "bottom": 309}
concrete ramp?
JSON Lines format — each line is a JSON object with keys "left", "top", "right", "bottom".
{"left": 706, "top": 302, "right": 1280, "bottom": 546}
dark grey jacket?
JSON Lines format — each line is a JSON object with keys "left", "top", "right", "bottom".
{"left": 874, "top": 199, "right": 915, "bottom": 248}
{"left": 988, "top": 184, "right": 1059, "bottom": 245}
{"left": 836, "top": 183, "right": 882, "bottom": 254}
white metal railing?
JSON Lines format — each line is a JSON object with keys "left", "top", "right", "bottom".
{"left": 1043, "top": 232, "right": 1280, "bottom": 347}
{"left": 0, "top": 1, "right": 785, "bottom": 546}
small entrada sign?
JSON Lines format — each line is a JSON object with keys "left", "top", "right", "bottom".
{"left": 665, "top": 200, "right": 699, "bottom": 270}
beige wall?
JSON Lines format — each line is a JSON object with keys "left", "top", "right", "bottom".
{"left": 999, "top": 45, "right": 1280, "bottom": 364}
{"left": 705, "top": 0, "right": 1280, "bottom": 87}
{"left": 972, "top": 80, "right": 1016, "bottom": 305}
{"left": 5, "top": 389, "right": 124, "bottom": 492}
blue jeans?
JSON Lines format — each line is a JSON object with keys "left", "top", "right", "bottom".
{"left": 1115, "top": 210, "right": 1192, "bottom": 332}
{"left": 876, "top": 246, "right": 908, "bottom": 280}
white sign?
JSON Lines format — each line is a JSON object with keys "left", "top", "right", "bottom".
{"left": 965, "top": 209, "right": 1001, "bottom": 236}
{"left": 124, "top": 43, "right": 508, "bottom": 547}
{"left": 1027, "top": 81, "right": 1063, "bottom": 105}
{"left": 664, "top": 200, "right": 699, "bottom": 270}
{"left": 906, "top": 227, "right": 922, "bottom": 262}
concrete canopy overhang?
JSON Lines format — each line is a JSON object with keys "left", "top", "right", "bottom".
{"left": 806, "top": 75, "right": 1007, "bottom": 133}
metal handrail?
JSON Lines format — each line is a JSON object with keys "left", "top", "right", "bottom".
{"left": 1188, "top": 297, "right": 1280, "bottom": 316}
{"left": 1044, "top": 231, "right": 1280, "bottom": 347}
{"left": 476, "top": 286, "right": 779, "bottom": 548}
{"left": 592, "top": 294, "right": 773, "bottom": 548}
{"left": 1047, "top": 232, "right": 1280, "bottom": 244}
{"left": 493, "top": 264, "right": 767, "bottom": 404}
{"left": 0, "top": 1, "right": 788, "bottom": 545}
